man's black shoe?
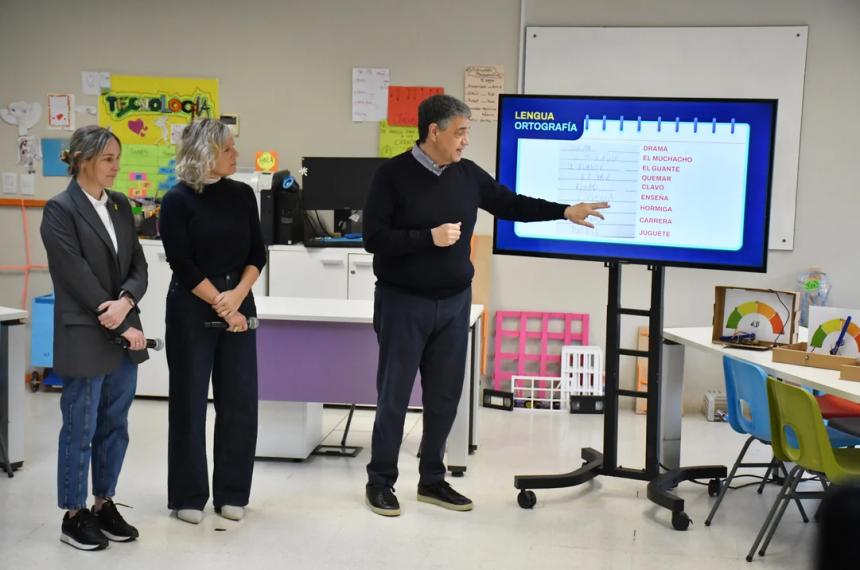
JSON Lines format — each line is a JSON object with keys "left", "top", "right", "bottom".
{"left": 417, "top": 480, "right": 473, "bottom": 511}
{"left": 92, "top": 499, "right": 139, "bottom": 542}
{"left": 60, "top": 510, "right": 109, "bottom": 551}
{"left": 366, "top": 484, "right": 400, "bottom": 517}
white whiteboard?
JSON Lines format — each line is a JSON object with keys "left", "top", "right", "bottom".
{"left": 523, "top": 26, "right": 808, "bottom": 251}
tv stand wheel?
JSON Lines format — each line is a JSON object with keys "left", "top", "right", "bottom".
{"left": 672, "top": 511, "right": 691, "bottom": 531}
{"left": 517, "top": 490, "right": 536, "bottom": 509}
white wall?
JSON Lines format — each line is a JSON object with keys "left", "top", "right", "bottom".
{"left": 1, "top": 0, "right": 858, "bottom": 412}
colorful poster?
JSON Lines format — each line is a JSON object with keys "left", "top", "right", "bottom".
{"left": 378, "top": 121, "right": 417, "bottom": 158}
{"left": 387, "top": 86, "right": 443, "bottom": 126}
{"left": 98, "top": 75, "right": 218, "bottom": 196}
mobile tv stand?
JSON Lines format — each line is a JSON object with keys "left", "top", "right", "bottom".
{"left": 513, "top": 261, "right": 726, "bottom": 531}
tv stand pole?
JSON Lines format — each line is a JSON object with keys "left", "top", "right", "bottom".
{"left": 513, "top": 261, "right": 726, "bottom": 530}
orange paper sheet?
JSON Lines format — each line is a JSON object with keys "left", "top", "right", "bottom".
{"left": 387, "top": 86, "right": 444, "bottom": 126}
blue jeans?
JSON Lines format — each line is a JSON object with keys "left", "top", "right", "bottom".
{"left": 57, "top": 355, "right": 138, "bottom": 510}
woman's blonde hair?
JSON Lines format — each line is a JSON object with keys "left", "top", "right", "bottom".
{"left": 175, "top": 118, "right": 231, "bottom": 192}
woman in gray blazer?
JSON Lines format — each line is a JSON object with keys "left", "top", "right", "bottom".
{"left": 40, "top": 125, "right": 149, "bottom": 551}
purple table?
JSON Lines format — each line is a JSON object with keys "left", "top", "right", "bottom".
{"left": 253, "top": 296, "right": 482, "bottom": 470}
{"left": 256, "top": 319, "right": 422, "bottom": 406}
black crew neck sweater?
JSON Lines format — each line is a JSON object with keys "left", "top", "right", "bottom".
{"left": 159, "top": 177, "right": 266, "bottom": 291}
{"left": 363, "top": 151, "right": 568, "bottom": 299}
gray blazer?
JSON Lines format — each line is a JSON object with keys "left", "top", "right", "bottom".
{"left": 40, "top": 178, "right": 149, "bottom": 377}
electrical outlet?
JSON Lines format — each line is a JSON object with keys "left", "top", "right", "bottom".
{"left": 2, "top": 172, "right": 17, "bottom": 194}
{"left": 19, "top": 173, "right": 35, "bottom": 195}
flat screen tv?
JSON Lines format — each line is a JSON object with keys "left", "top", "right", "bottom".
{"left": 493, "top": 95, "right": 777, "bottom": 272}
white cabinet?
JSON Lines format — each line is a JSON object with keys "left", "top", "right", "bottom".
{"left": 135, "top": 240, "right": 268, "bottom": 397}
{"left": 347, "top": 253, "right": 374, "bottom": 300}
{"left": 268, "top": 246, "right": 374, "bottom": 300}
{"left": 136, "top": 240, "right": 171, "bottom": 397}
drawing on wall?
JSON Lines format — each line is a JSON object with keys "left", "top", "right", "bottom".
{"left": 17, "top": 135, "right": 41, "bottom": 174}
{"left": 0, "top": 101, "right": 42, "bottom": 136}
{"left": 81, "top": 71, "right": 111, "bottom": 95}
{"left": 48, "top": 94, "right": 75, "bottom": 130}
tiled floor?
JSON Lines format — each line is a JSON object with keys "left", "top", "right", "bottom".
{"left": 0, "top": 392, "right": 818, "bottom": 569}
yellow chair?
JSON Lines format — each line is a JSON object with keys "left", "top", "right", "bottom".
{"left": 747, "top": 378, "right": 860, "bottom": 562}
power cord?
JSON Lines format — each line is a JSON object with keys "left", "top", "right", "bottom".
{"left": 768, "top": 288, "right": 792, "bottom": 347}
{"left": 658, "top": 462, "right": 821, "bottom": 490}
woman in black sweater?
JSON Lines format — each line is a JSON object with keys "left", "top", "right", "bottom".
{"left": 159, "top": 119, "right": 266, "bottom": 524}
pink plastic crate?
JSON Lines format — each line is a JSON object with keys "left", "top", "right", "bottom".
{"left": 493, "top": 311, "right": 590, "bottom": 391}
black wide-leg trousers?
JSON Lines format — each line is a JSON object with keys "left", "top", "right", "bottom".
{"left": 166, "top": 273, "right": 258, "bottom": 510}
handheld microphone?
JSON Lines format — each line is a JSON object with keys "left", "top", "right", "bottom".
{"left": 111, "top": 337, "right": 164, "bottom": 351}
{"left": 203, "top": 317, "right": 259, "bottom": 330}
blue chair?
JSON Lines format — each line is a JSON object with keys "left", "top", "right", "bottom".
{"left": 705, "top": 356, "right": 860, "bottom": 526}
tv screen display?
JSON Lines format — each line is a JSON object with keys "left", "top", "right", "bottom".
{"left": 493, "top": 95, "right": 777, "bottom": 272}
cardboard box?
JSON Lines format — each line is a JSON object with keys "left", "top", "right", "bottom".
{"left": 840, "top": 365, "right": 860, "bottom": 382}
{"left": 713, "top": 286, "right": 799, "bottom": 349}
{"left": 772, "top": 342, "right": 858, "bottom": 371}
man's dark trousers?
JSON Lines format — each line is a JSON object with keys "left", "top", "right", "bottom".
{"left": 366, "top": 284, "right": 471, "bottom": 489}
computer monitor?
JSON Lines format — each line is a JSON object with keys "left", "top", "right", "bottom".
{"left": 301, "top": 157, "right": 386, "bottom": 211}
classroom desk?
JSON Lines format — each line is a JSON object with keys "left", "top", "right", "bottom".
{"left": 254, "top": 296, "right": 483, "bottom": 474}
{"left": 0, "top": 306, "right": 27, "bottom": 476}
{"left": 658, "top": 326, "right": 860, "bottom": 470}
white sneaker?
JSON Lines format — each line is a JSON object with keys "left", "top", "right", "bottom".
{"left": 218, "top": 505, "right": 244, "bottom": 521}
{"left": 175, "top": 509, "right": 204, "bottom": 524}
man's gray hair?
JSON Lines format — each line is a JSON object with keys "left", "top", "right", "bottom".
{"left": 418, "top": 95, "right": 471, "bottom": 143}
{"left": 175, "top": 118, "right": 231, "bottom": 192}
{"left": 61, "top": 125, "right": 121, "bottom": 176}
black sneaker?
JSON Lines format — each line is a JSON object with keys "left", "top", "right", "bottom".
{"left": 92, "top": 499, "right": 139, "bottom": 542}
{"left": 366, "top": 484, "right": 400, "bottom": 517}
{"left": 60, "top": 510, "right": 109, "bottom": 551}
{"left": 417, "top": 480, "right": 473, "bottom": 511}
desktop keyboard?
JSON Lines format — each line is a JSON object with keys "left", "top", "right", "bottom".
{"left": 304, "top": 236, "right": 364, "bottom": 248}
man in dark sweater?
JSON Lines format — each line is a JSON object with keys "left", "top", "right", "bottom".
{"left": 363, "top": 94, "right": 608, "bottom": 516}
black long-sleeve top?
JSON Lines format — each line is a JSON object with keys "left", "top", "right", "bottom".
{"left": 363, "top": 152, "right": 568, "bottom": 299}
{"left": 159, "top": 178, "right": 266, "bottom": 291}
